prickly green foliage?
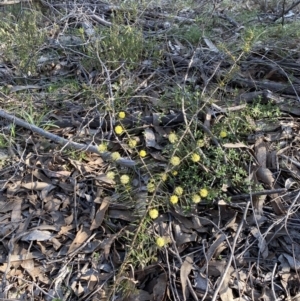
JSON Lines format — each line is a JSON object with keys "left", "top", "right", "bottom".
{"left": 0, "top": 10, "right": 46, "bottom": 74}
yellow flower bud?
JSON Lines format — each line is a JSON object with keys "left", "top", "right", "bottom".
{"left": 115, "top": 125, "right": 124, "bottom": 135}
{"left": 170, "top": 156, "right": 180, "bottom": 166}
{"left": 120, "top": 174, "right": 130, "bottom": 184}
{"left": 170, "top": 195, "right": 178, "bottom": 204}
{"left": 139, "top": 150, "right": 147, "bottom": 158}
{"left": 191, "top": 153, "right": 200, "bottom": 162}
{"left": 149, "top": 209, "right": 159, "bottom": 219}
{"left": 174, "top": 186, "right": 183, "bottom": 196}
{"left": 118, "top": 111, "right": 126, "bottom": 119}
{"left": 111, "top": 152, "right": 121, "bottom": 161}
{"left": 220, "top": 131, "right": 227, "bottom": 138}
{"left": 199, "top": 188, "right": 208, "bottom": 198}
{"left": 98, "top": 144, "right": 107, "bottom": 153}
{"left": 156, "top": 237, "right": 166, "bottom": 247}
{"left": 192, "top": 194, "right": 201, "bottom": 203}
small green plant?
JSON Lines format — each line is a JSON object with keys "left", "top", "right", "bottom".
{"left": 0, "top": 135, "right": 8, "bottom": 148}
{"left": 0, "top": 10, "right": 46, "bottom": 74}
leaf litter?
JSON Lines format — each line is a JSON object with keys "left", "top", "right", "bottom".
{"left": 1, "top": 1, "right": 300, "bottom": 300}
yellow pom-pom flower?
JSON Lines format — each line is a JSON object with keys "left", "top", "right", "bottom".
{"left": 168, "top": 133, "right": 178, "bottom": 144}
{"left": 170, "top": 156, "right": 181, "bottom": 166}
{"left": 149, "top": 209, "right": 159, "bottom": 219}
{"left": 106, "top": 171, "right": 115, "bottom": 180}
{"left": 118, "top": 111, "right": 126, "bottom": 119}
{"left": 98, "top": 143, "right": 107, "bottom": 153}
{"left": 160, "top": 173, "right": 167, "bottom": 181}
{"left": 197, "top": 139, "right": 205, "bottom": 147}
{"left": 111, "top": 152, "right": 121, "bottom": 161}
{"left": 174, "top": 186, "right": 183, "bottom": 196}
{"left": 139, "top": 150, "right": 147, "bottom": 158}
{"left": 115, "top": 125, "right": 124, "bottom": 135}
{"left": 120, "top": 174, "right": 130, "bottom": 184}
{"left": 192, "top": 194, "right": 201, "bottom": 204}
{"left": 191, "top": 153, "right": 200, "bottom": 162}
{"left": 170, "top": 195, "right": 179, "bottom": 204}
{"left": 128, "top": 139, "right": 137, "bottom": 148}
{"left": 172, "top": 170, "right": 178, "bottom": 176}
{"left": 199, "top": 188, "right": 208, "bottom": 198}
{"left": 147, "top": 182, "right": 156, "bottom": 193}
{"left": 156, "top": 237, "right": 166, "bottom": 248}
{"left": 220, "top": 131, "right": 227, "bottom": 138}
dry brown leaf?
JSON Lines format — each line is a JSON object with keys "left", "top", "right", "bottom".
{"left": 259, "top": 287, "right": 275, "bottom": 301}
{"left": 108, "top": 209, "right": 136, "bottom": 222}
{"left": 40, "top": 185, "right": 56, "bottom": 201}
{"left": 255, "top": 137, "right": 267, "bottom": 167}
{"left": 180, "top": 254, "right": 194, "bottom": 301}
{"left": 144, "top": 128, "right": 156, "bottom": 148}
{"left": 59, "top": 225, "right": 73, "bottom": 236}
{"left": 173, "top": 223, "right": 197, "bottom": 247}
{"left": 124, "top": 289, "right": 152, "bottom": 301}
{"left": 11, "top": 197, "right": 22, "bottom": 223}
{"left": 285, "top": 178, "right": 298, "bottom": 189}
{"left": 207, "top": 261, "right": 234, "bottom": 301}
{"left": 256, "top": 166, "right": 274, "bottom": 186}
{"left": 252, "top": 194, "right": 266, "bottom": 216}
{"left": 43, "top": 170, "right": 71, "bottom": 179}
{"left": 90, "top": 197, "right": 110, "bottom": 230}
{"left": 251, "top": 227, "right": 268, "bottom": 259}
{"left": 67, "top": 226, "right": 91, "bottom": 254}
{"left": 269, "top": 193, "right": 286, "bottom": 215}
{"left": 152, "top": 273, "right": 167, "bottom": 301}
{"left": 6, "top": 181, "right": 21, "bottom": 197}
{"left": 44, "top": 198, "right": 61, "bottom": 211}
{"left": 80, "top": 269, "right": 99, "bottom": 282}
{"left": 21, "top": 259, "right": 36, "bottom": 280}
{"left": 204, "top": 234, "right": 226, "bottom": 263}
{"left": 194, "top": 271, "right": 208, "bottom": 292}
{"left": 103, "top": 234, "right": 119, "bottom": 260}
{"left": 96, "top": 174, "right": 115, "bottom": 185}
{"left": 283, "top": 253, "right": 300, "bottom": 270}
{"left": 32, "top": 169, "right": 52, "bottom": 183}
{"left": 8, "top": 252, "right": 43, "bottom": 262}
{"left": 21, "top": 181, "right": 52, "bottom": 190}
{"left": 21, "top": 230, "right": 54, "bottom": 241}
{"left": 223, "top": 142, "right": 249, "bottom": 148}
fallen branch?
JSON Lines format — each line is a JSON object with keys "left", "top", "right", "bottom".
{"left": 230, "top": 188, "right": 287, "bottom": 200}
{"left": 0, "top": 109, "right": 135, "bottom": 167}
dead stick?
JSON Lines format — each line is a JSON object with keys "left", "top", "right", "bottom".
{"left": 230, "top": 188, "right": 287, "bottom": 200}
{"left": 0, "top": 109, "right": 135, "bottom": 167}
